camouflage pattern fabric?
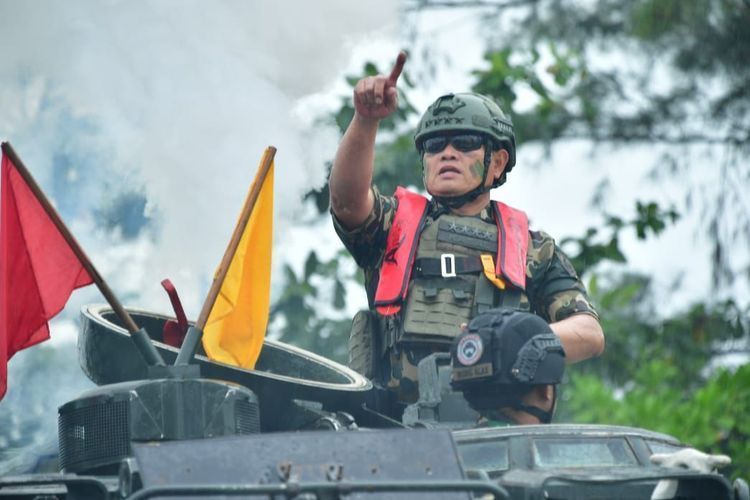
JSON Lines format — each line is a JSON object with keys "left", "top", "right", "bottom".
{"left": 475, "top": 411, "right": 516, "bottom": 428}
{"left": 332, "top": 186, "right": 598, "bottom": 403}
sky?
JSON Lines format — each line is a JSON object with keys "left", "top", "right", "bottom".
{"left": 0, "top": 0, "right": 747, "bottom": 450}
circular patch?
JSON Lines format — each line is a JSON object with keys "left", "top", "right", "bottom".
{"left": 456, "top": 334, "right": 483, "bottom": 366}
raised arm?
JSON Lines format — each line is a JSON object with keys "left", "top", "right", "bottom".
{"left": 329, "top": 51, "right": 406, "bottom": 229}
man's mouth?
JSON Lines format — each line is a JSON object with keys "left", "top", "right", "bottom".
{"left": 438, "top": 166, "right": 461, "bottom": 175}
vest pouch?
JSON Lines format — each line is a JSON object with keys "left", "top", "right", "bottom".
{"left": 347, "top": 309, "right": 380, "bottom": 379}
{"left": 402, "top": 277, "right": 475, "bottom": 339}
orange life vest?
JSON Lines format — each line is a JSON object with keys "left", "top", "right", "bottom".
{"left": 374, "top": 187, "right": 529, "bottom": 316}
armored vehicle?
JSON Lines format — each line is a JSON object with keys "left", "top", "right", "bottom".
{"left": 0, "top": 305, "right": 747, "bottom": 499}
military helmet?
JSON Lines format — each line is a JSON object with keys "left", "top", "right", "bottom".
{"left": 451, "top": 309, "right": 565, "bottom": 411}
{"left": 414, "top": 92, "right": 516, "bottom": 187}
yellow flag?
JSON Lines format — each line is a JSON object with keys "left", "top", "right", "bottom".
{"left": 202, "top": 156, "right": 274, "bottom": 369}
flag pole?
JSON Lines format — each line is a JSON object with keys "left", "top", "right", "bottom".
{"left": 1, "top": 142, "right": 165, "bottom": 367}
{"left": 174, "top": 146, "right": 276, "bottom": 366}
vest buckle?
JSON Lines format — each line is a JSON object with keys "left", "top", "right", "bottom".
{"left": 440, "top": 253, "right": 456, "bottom": 278}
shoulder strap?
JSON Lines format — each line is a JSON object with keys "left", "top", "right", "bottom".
{"left": 492, "top": 201, "right": 529, "bottom": 290}
{"left": 374, "top": 187, "right": 429, "bottom": 316}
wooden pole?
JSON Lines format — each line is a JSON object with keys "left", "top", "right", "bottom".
{"left": 1, "top": 141, "right": 164, "bottom": 366}
{"left": 196, "top": 146, "right": 276, "bottom": 330}
{"left": 174, "top": 146, "right": 276, "bottom": 366}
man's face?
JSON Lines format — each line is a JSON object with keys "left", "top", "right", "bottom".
{"left": 421, "top": 133, "right": 506, "bottom": 197}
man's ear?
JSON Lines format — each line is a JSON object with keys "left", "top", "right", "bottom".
{"left": 490, "top": 149, "right": 509, "bottom": 183}
{"left": 542, "top": 384, "right": 555, "bottom": 402}
{"left": 529, "top": 384, "right": 554, "bottom": 403}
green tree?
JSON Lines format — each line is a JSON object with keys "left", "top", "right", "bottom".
{"left": 270, "top": 250, "right": 356, "bottom": 363}
{"left": 562, "top": 362, "right": 750, "bottom": 480}
{"left": 448, "top": 0, "right": 750, "bottom": 285}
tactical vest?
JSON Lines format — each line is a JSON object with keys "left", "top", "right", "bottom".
{"left": 374, "top": 188, "right": 529, "bottom": 344}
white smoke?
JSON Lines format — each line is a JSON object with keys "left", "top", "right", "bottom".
{"left": 0, "top": 0, "right": 399, "bottom": 316}
{"left": 0, "top": 0, "right": 400, "bottom": 449}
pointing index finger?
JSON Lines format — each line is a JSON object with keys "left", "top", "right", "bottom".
{"left": 387, "top": 51, "right": 407, "bottom": 85}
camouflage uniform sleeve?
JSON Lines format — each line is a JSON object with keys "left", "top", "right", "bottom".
{"left": 525, "top": 230, "right": 599, "bottom": 323}
{"left": 330, "top": 185, "right": 396, "bottom": 272}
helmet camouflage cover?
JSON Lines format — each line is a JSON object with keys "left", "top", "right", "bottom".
{"left": 414, "top": 93, "right": 516, "bottom": 187}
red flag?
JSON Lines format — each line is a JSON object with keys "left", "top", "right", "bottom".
{"left": 1, "top": 152, "right": 93, "bottom": 400}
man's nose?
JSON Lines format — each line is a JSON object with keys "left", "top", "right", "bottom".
{"left": 440, "top": 143, "right": 459, "bottom": 158}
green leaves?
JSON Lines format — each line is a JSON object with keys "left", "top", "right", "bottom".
{"left": 564, "top": 364, "right": 750, "bottom": 480}
{"left": 594, "top": 279, "right": 643, "bottom": 311}
{"left": 547, "top": 44, "right": 578, "bottom": 87}
{"left": 634, "top": 201, "right": 680, "bottom": 239}
{"left": 270, "top": 250, "right": 357, "bottom": 363}
{"left": 561, "top": 200, "right": 679, "bottom": 275}
{"left": 567, "top": 262, "right": 749, "bottom": 478}
{"left": 472, "top": 49, "right": 522, "bottom": 110}
{"left": 470, "top": 40, "right": 598, "bottom": 145}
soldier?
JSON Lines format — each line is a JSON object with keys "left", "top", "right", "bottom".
{"left": 451, "top": 309, "right": 566, "bottom": 426}
{"left": 329, "top": 51, "right": 604, "bottom": 408}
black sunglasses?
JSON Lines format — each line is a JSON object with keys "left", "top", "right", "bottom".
{"left": 421, "top": 133, "right": 486, "bottom": 154}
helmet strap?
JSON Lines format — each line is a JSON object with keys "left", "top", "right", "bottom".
{"left": 513, "top": 404, "right": 554, "bottom": 424}
{"left": 423, "top": 138, "right": 495, "bottom": 209}
{"left": 431, "top": 183, "right": 489, "bottom": 209}
{"left": 512, "top": 385, "right": 557, "bottom": 424}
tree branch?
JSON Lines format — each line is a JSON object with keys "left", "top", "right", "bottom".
{"left": 405, "top": 0, "right": 535, "bottom": 11}
{"left": 535, "top": 131, "right": 749, "bottom": 147}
